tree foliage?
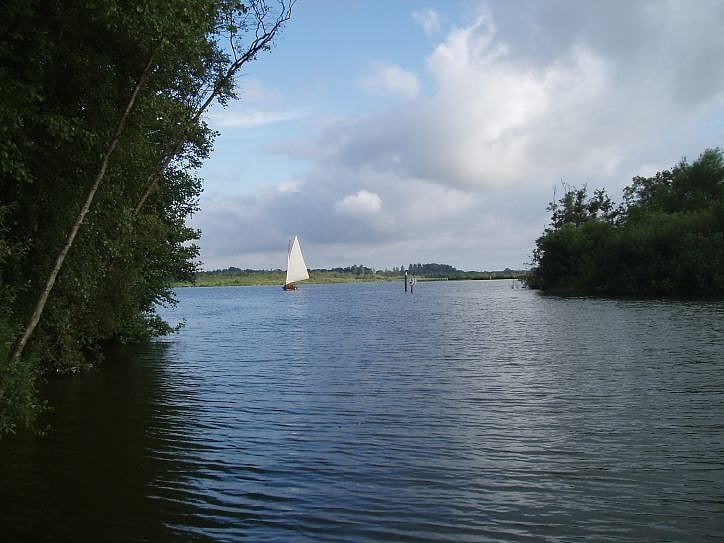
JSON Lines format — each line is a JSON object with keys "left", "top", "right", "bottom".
{"left": 408, "top": 263, "right": 459, "bottom": 277}
{"left": 529, "top": 148, "right": 724, "bottom": 295}
{"left": 0, "top": 0, "right": 292, "bottom": 433}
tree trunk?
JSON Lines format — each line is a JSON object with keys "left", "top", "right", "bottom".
{"left": 9, "top": 50, "right": 158, "bottom": 365}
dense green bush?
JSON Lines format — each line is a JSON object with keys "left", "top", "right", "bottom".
{"left": 0, "top": 0, "right": 291, "bottom": 434}
{"left": 529, "top": 148, "right": 724, "bottom": 296}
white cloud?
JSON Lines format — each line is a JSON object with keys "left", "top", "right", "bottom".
{"left": 334, "top": 190, "right": 382, "bottom": 217}
{"left": 412, "top": 8, "right": 442, "bottom": 36}
{"left": 205, "top": 107, "right": 305, "bottom": 128}
{"left": 275, "top": 180, "right": 303, "bottom": 194}
{"left": 299, "top": 4, "right": 724, "bottom": 192}
{"left": 203, "top": 78, "right": 306, "bottom": 128}
{"left": 359, "top": 62, "right": 420, "bottom": 99}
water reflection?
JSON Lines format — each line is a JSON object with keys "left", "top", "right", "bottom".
{"left": 1, "top": 281, "right": 723, "bottom": 542}
{"left": 0, "top": 343, "right": 212, "bottom": 541}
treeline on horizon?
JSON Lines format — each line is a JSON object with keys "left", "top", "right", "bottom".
{"left": 184, "top": 263, "right": 526, "bottom": 286}
{"left": 528, "top": 148, "right": 724, "bottom": 295}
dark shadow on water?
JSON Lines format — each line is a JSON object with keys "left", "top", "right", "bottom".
{"left": 0, "top": 342, "right": 220, "bottom": 543}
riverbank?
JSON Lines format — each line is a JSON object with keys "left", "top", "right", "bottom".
{"left": 174, "top": 268, "right": 528, "bottom": 287}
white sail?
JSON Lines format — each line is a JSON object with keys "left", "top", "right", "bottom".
{"left": 285, "top": 235, "right": 309, "bottom": 286}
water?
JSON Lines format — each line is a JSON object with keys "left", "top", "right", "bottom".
{"left": 2, "top": 280, "right": 724, "bottom": 541}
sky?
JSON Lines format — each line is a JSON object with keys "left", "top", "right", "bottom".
{"left": 193, "top": 0, "right": 724, "bottom": 272}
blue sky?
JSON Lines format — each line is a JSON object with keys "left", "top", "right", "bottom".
{"left": 193, "top": 0, "right": 724, "bottom": 271}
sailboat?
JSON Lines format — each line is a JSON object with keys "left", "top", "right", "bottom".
{"left": 283, "top": 235, "right": 309, "bottom": 290}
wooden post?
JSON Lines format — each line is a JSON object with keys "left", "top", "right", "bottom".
{"left": 404, "top": 270, "right": 408, "bottom": 292}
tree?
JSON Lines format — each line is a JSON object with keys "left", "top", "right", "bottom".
{"left": 8, "top": 46, "right": 158, "bottom": 366}
{"left": 0, "top": 0, "right": 294, "bottom": 433}
{"left": 529, "top": 148, "right": 724, "bottom": 295}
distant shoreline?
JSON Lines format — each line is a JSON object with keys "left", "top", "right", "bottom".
{"left": 174, "top": 268, "right": 527, "bottom": 288}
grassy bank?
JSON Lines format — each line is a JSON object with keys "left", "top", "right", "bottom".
{"left": 175, "top": 270, "right": 392, "bottom": 287}
{"left": 174, "top": 267, "right": 528, "bottom": 287}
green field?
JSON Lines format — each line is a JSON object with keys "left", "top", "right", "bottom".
{"left": 175, "top": 265, "right": 527, "bottom": 287}
{"left": 176, "top": 269, "right": 390, "bottom": 287}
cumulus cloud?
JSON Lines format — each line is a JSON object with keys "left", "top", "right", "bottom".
{"left": 195, "top": 0, "right": 724, "bottom": 271}
{"left": 334, "top": 190, "right": 382, "bottom": 217}
{"left": 359, "top": 62, "right": 420, "bottom": 99}
{"left": 305, "top": 6, "right": 723, "bottom": 190}
{"left": 194, "top": 161, "right": 540, "bottom": 270}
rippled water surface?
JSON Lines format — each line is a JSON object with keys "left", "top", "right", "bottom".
{"left": 2, "top": 280, "right": 724, "bottom": 542}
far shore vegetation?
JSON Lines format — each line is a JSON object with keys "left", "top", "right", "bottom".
{"left": 176, "top": 264, "right": 527, "bottom": 287}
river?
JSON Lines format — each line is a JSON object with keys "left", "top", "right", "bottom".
{"left": 1, "top": 280, "right": 723, "bottom": 541}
